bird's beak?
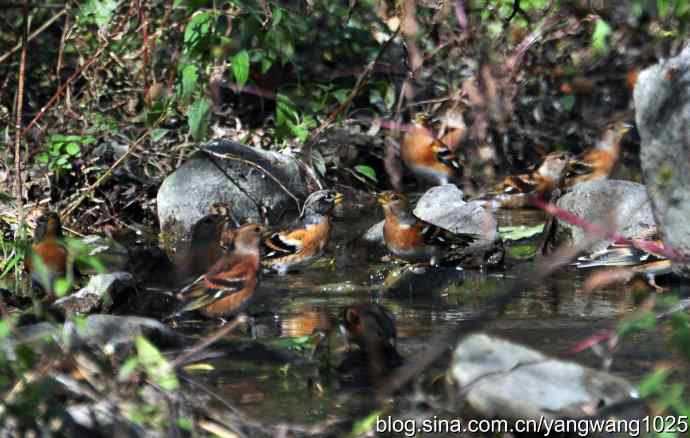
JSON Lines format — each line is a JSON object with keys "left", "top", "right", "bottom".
{"left": 334, "top": 192, "right": 344, "bottom": 206}
{"left": 376, "top": 193, "right": 388, "bottom": 205}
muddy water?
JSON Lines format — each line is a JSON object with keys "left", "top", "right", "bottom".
{"left": 177, "top": 208, "right": 686, "bottom": 428}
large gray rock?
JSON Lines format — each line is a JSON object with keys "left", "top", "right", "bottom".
{"left": 635, "top": 48, "right": 690, "bottom": 272}
{"left": 363, "top": 184, "right": 498, "bottom": 244}
{"left": 157, "top": 140, "right": 309, "bottom": 250}
{"left": 555, "top": 180, "right": 655, "bottom": 252}
{"left": 448, "top": 334, "right": 637, "bottom": 420}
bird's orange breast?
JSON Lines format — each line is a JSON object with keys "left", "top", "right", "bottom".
{"left": 383, "top": 214, "right": 424, "bottom": 253}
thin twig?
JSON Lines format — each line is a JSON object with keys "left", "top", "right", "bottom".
{"left": 18, "top": 5, "right": 133, "bottom": 142}
{"left": 302, "top": 27, "right": 401, "bottom": 167}
{"left": 61, "top": 118, "right": 163, "bottom": 217}
{"left": 202, "top": 149, "right": 302, "bottom": 211}
{"left": 13, "top": 0, "right": 30, "bottom": 244}
{"left": 0, "top": 8, "right": 66, "bottom": 65}
{"left": 170, "top": 315, "right": 247, "bottom": 369}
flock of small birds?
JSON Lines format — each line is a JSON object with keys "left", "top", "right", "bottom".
{"left": 23, "top": 114, "right": 669, "bottom": 381}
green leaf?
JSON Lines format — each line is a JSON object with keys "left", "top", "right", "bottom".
{"left": 638, "top": 367, "right": 671, "bottom": 397}
{"left": 150, "top": 128, "right": 169, "bottom": 142}
{"left": 136, "top": 336, "right": 179, "bottom": 390}
{"left": 354, "top": 165, "right": 377, "bottom": 183}
{"left": 54, "top": 278, "right": 72, "bottom": 297}
{"left": 187, "top": 98, "right": 212, "bottom": 141}
{"left": 506, "top": 244, "right": 537, "bottom": 259}
{"left": 349, "top": 411, "right": 382, "bottom": 438}
{"left": 591, "top": 18, "right": 611, "bottom": 55}
{"left": 80, "top": 0, "right": 119, "bottom": 27}
{"left": 232, "top": 50, "right": 250, "bottom": 89}
{"left": 184, "top": 11, "right": 216, "bottom": 55}
{"left": 117, "top": 357, "right": 139, "bottom": 380}
{"left": 499, "top": 224, "right": 544, "bottom": 241}
{"left": 65, "top": 142, "right": 81, "bottom": 156}
{"left": 180, "top": 64, "right": 199, "bottom": 103}
{"left": 618, "top": 311, "right": 656, "bottom": 339}
{"left": 561, "top": 95, "right": 575, "bottom": 112}
{"left": 0, "top": 320, "right": 11, "bottom": 339}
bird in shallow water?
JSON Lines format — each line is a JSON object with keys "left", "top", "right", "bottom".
{"left": 174, "top": 223, "right": 264, "bottom": 319}
{"left": 477, "top": 151, "right": 572, "bottom": 209}
{"left": 574, "top": 230, "right": 673, "bottom": 292}
{"left": 338, "top": 303, "right": 404, "bottom": 386}
{"left": 400, "top": 113, "right": 464, "bottom": 186}
{"left": 262, "top": 190, "right": 343, "bottom": 274}
{"left": 564, "top": 121, "right": 632, "bottom": 188}
{"left": 24, "top": 212, "right": 68, "bottom": 295}
{"left": 377, "top": 191, "right": 479, "bottom": 266}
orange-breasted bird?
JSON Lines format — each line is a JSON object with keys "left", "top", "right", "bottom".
{"left": 174, "top": 223, "right": 264, "bottom": 318}
{"left": 339, "top": 303, "right": 404, "bottom": 381}
{"left": 400, "top": 113, "right": 464, "bottom": 186}
{"left": 377, "top": 191, "right": 478, "bottom": 265}
{"left": 24, "top": 212, "right": 68, "bottom": 295}
{"left": 262, "top": 190, "right": 343, "bottom": 274}
{"left": 478, "top": 151, "right": 572, "bottom": 209}
{"left": 564, "top": 121, "right": 632, "bottom": 187}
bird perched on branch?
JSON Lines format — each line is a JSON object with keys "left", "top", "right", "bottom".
{"left": 400, "top": 113, "right": 465, "bottom": 186}
{"left": 174, "top": 223, "right": 264, "bottom": 319}
{"left": 24, "top": 212, "right": 68, "bottom": 295}
{"left": 564, "top": 121, "right": 632, "bottom": 187}
{"left": 262, "top": 190, "right": 343, "bottom": 274}
{"left": 477, "top": 151, "right": 572, "bottom": 209}
{"left": 377, "top": 191, "right": 478, "bottom": 265}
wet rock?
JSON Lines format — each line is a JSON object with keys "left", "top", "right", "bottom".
{"left": 70, "top": 314, "right": 183, "bottom": 350}
{"left": 75, "top": 235, "right": 129, "bottom": 274}
{"left": 157, "top": 140, "right": 309, "bottom": 250}
{"left": 635, "top": 48, "right": 690, "bottom": 273}
{"left": 554, "top": 180, "right": 655, "bottom": 252}
{"left": 3, "top": 315, "right": 182, "bottom": 360}
{"left": 448, "top": 333, "right": 637, "bottom": 420}
{"left": 66, "top": 402, "right": 145, "bottom": 437}
{"left": 363, "top": 184, "right": 499, "bottom": 244}
{"left": 53, "top": 272, "right": 135, "bottom": 314}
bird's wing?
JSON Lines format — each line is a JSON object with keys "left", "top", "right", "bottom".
{"left": 263, "top": 228, "right": 306, "bottom": 258}
{"left": 431, "top": 140, "right": 463, "bottom": 171}
{"left": 574, "top": 245, "right": 655, "bottom": 268}
{"left": 176, "top": 262, "right": 251, "bottom": 313}
{"left": 417, "top": 220, "right": 478, "bottom": 248}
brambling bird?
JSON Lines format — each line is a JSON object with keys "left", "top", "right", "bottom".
{"left": 339, "top": 303, "right": 403, "bottom": 382}
{"left": 564, "top": 121, "right": 632, "bottom": 187}
{"left": 377, "top": 191, "right": 478, "bottom": 265}
{"left": 262, "top": 190, "right": 343, "bottom": 274}
{"left": 400, "top": 113, "right": 464, "bottom": 186}
{"left": 174, "top": 223, "right": 264, "bottom": 318}
{"left": 575, "top": 231, "right": 672, "bottom": 292}
{"left": 24, "top": 212, "right": 68, "bottom": 295}
{"left": 478, "top": 151, "right": 572, "bottom": 209}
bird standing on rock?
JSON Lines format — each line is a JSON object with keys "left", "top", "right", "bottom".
{"left": 564, "top": 121, "right": 632, "bottom": 187}
{"left": 478, "top": 151, "right": 572, "bottom": 209}
{"left": 262, "top": 190, "right": 343, "bottom": 274}
{"left": 24, "top": 212, "right": 68, "bottom": 295}
{"left": 377, "top": 191, "right": 478, "bottom": 265}
{"left": 174, "top": 223, "right": 264, "bottom": 319}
